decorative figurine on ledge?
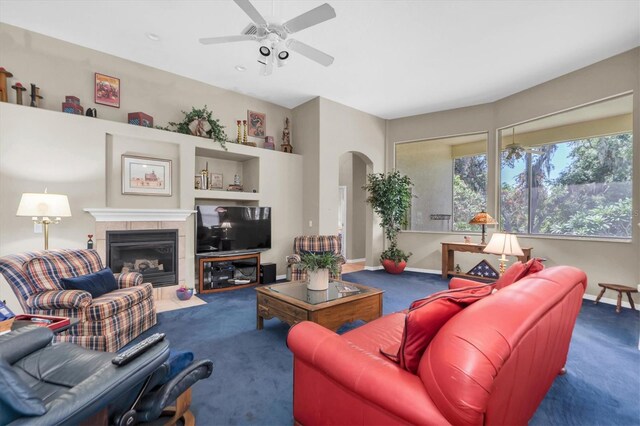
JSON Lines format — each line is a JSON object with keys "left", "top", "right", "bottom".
{"left": 11, "top": 82, "right": 26, "bottom": 105}
{"left": 242, "top": 120, "right": 248, "bottom": 144}
{"left": 281, "top": 117, "right": 293, "bottom": 153}
{"left": 236, "top": 120, "right": 242, "bottom": 143}
{"left": 0, "top": 67, "right": 13, "bottom": 102}
{"left": 29, "top": 83, "right": 43, "bottom": 107}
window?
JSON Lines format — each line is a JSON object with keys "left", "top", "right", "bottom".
{"left": 395, "top": 133, "right": 488, "bottom": 232}
{"left": 500, "top": 94, "right": 633, "bottom": 239}
{"left": 453, "top": 154, "right": 487, "bottom": 231}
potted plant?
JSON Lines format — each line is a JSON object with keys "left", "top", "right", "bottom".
{"left": 157, "top": 105, "right": 229, "bottom": 150}
{"left": 363, "top": 170, "right": 414, "bottom": 274}
{"left": 299, "top": 251, "right": 341, "bottom": 290}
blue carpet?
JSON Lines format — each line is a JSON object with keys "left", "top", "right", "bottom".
{"left": 132, "top": 271, "right": 640, "bottom": 425}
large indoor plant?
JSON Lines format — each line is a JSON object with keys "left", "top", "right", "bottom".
{"left": 363, "top": 170, "right": 414, "bottom": 274}
{"left": 298, "top": 251, "right": 341, "bottom": 290}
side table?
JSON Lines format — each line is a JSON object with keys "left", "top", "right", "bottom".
{"left": 12, "top": 317, "right": 79, "bottom": 334}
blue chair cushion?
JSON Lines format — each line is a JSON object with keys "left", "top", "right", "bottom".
{"left": 61, "top": 267, "right": 118, "bottom": 299}
{"left": 0, "top": 358, "right": 47, "bottom": 423}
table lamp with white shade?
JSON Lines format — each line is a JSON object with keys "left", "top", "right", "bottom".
{"left": 483, "top": 232, "right": 524, "bottom": 275}
{"left": 16, "top": 190, "right": 71, "bottom": 250}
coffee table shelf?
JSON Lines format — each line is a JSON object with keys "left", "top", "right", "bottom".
{"left": 255, "top": 280, "right": 383, "bottom": 332}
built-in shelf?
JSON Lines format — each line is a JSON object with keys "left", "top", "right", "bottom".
{"left": 194, "top": 190, "right": 260, "bottom": 201}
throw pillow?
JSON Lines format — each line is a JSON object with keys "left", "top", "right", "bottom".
{"left": 494, "top": 258, "right": 545, "bottom": 290}
{"left": 25, "top": 256, "right": 65, "bottom": 292}
{"left": 61, "top": 268, "right": 118, "bottom": 299}
{"left": 393, "top": 285, "right": 493, "bottom": 374}
{"left": 0, "top": 358, "right": 47, "bottom": 423}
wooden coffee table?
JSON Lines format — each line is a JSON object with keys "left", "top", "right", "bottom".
{"left": 255, "top": 280, "right": 383, "bottom": 331}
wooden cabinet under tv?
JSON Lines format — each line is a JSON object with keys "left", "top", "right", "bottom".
{"left": 197, "top": 252, "right": 261, "bottom": 294}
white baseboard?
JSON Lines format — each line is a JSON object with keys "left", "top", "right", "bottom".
{"left": 359, "top": 268, "right": 637, "bottom": 311}
{"left": 404, "top": 267, "right": 441, "bottom": 275}
{"left": 346, "top": 258, "right": 366, "bottom": 264}
{"left": 582, "top": 293, "right": 634, "bottom": 310}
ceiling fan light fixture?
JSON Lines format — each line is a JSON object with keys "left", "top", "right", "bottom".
{"left": 259, "top": 45, "right": 271, "bottom": 57}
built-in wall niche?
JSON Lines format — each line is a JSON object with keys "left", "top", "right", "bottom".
{"left": 194, "top": 146, "right": 260, "bottom": 197}
{"left": 106, "top": 133, "right": 180, "bottom": 208}
{"left": 395, "top": 132, "right": 489, "bottom": 232}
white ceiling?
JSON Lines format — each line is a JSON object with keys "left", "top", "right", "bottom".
{"left": 1, "top": 0, "right": 638, "bottom": 119}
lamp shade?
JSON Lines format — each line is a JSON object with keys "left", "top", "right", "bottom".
{"left": 483, "top": 232, "right": 524, "bottom": 257}
{"left": 16, "top": 193, "right": 71, "bottom": 217}
{"left": 469, "top": 211, "right": 497, "bottom": 225}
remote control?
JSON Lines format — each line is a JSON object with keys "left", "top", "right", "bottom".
{"left": 111, "top": 333, "right": 166, "bottom": 366}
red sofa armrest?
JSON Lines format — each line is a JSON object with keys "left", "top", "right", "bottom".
{"left": 287, "top": 321, "right": 448, "bottom": 425}
{"left": 448, "top": 277, "right": 487, "bottom": 290}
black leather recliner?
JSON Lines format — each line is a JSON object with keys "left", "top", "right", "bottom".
{"left": 0, "top": 326, "right": 213, "bottom": 425}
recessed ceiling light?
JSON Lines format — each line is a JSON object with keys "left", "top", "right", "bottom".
{"left": 235, "top": 65, "right": 247, "bottom": 72}
{"left": 146, "top": 33, "right": 160, "bottom": 41}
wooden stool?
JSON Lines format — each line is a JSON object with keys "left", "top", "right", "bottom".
{"left": 594, "top": 283, "right": 638, "bottom": 313}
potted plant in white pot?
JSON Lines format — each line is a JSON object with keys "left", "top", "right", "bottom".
{"left": 299, "top": 251, "right": 342, "bottom": 290}
{"left": 363, "top": 170, "right": 414, "bottom": 274}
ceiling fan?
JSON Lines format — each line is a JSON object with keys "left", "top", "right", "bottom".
{"left": 504, "top": 126, "right": 543, "bottom": 161}
{"left": 199, "top": 0, "right": 336, "bottom": 75}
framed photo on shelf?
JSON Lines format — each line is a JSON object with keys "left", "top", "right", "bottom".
{"left": 194, "top": 175, "right": 202, "bottom": 190}
{"left": 210, "top": 173, "right": 223, "bottom": 190}
{"left": 247, "top": 110, "right": 265, "bottom": 137}
{"left": 95, "top": 72, "right": 120, "bottom": 108}
{"left": 122, "top": 155, "right": 172, "bottom": 196}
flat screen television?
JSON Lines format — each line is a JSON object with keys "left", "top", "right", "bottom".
{"left": 195, "top": 205, "right": 271, "bottom": 255}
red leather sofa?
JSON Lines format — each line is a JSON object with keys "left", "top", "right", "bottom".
{"left": 287, "top": 266, "right": 587, "bottom": 425}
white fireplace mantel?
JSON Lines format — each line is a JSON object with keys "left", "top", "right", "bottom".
{"left": 84, "top": 208, "right": 196, "bottom": 222}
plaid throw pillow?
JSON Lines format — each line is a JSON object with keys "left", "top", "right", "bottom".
{"left": 25, "top": 256, "right": 65, "bottom": 292}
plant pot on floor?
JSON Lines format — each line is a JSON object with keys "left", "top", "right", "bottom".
{"left": 307, "top": 269, "right": 329, "bottom": 291}
{"left": 382, "top": 259, "right": 407, "bottom": 274}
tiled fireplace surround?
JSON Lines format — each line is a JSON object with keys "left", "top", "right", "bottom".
{"left": 85, "top": 209, "right": 204, "bottom": 311}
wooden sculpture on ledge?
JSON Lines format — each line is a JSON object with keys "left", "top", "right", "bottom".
{"left": 281, "top": 117, "right": 293, "bottom": 153}
{"left": 0, "top": 67, "right": 13, "bottom": 102}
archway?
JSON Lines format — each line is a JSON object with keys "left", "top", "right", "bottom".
{"left": 338, "top": 151, "right": 373, "bottom": 266}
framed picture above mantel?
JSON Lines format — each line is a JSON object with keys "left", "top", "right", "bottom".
{"left": 122, "top": 155, "right": 172, "bottom": 196}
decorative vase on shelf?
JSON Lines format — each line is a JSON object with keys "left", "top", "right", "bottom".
{"left": 307, "top": 269, "right": 329, "bottom": 291}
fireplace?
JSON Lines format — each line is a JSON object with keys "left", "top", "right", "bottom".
{"left": 106, "top": 229, "right": 179, "bottom": 287}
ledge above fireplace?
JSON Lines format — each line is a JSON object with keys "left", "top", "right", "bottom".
{"left": 84, "top": 208, "right": 196, "bottom": 222}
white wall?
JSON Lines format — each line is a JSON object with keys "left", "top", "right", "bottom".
{"left": 0, "top": 21, "right": 304, "bottom": 310}
{"left": 386, "top": 48, "right": 640, "bottom": 298}
{"left": 318, "top": 98, "right": 386, "bottom": 266}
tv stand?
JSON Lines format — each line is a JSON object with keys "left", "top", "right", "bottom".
{"left": 197, "top": 252, "right": 261, "bottom": 294}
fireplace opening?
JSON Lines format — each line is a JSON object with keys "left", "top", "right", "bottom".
{"left": 106, "top": 229, "right": 178, "bottom": 287}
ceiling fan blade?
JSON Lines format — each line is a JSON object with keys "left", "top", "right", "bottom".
{"left": 286, "top": 39, "right": 334, "bottom": 66}
{"left": 233, "top": 0, "right": 267, "bottom": 26}
{"left": 199, "top": 35, "right": 256, "bottom": 45}
{"left": 283, "top": 3, "right": 336, "bottom": 34}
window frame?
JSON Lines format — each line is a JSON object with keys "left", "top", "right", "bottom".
{"left": 497, "top": 130, "right": 633, "bottom": 242}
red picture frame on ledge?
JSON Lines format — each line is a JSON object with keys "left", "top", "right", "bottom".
{"left": 95, "top": 72, "right": 120, "bottom": 108}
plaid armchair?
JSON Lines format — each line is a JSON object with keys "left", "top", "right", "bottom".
{"left": 286, "top": 235, "right": 346, "bottom": 281}
{"left": 0, "top": 249, "right": 156, "bottom": 352}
